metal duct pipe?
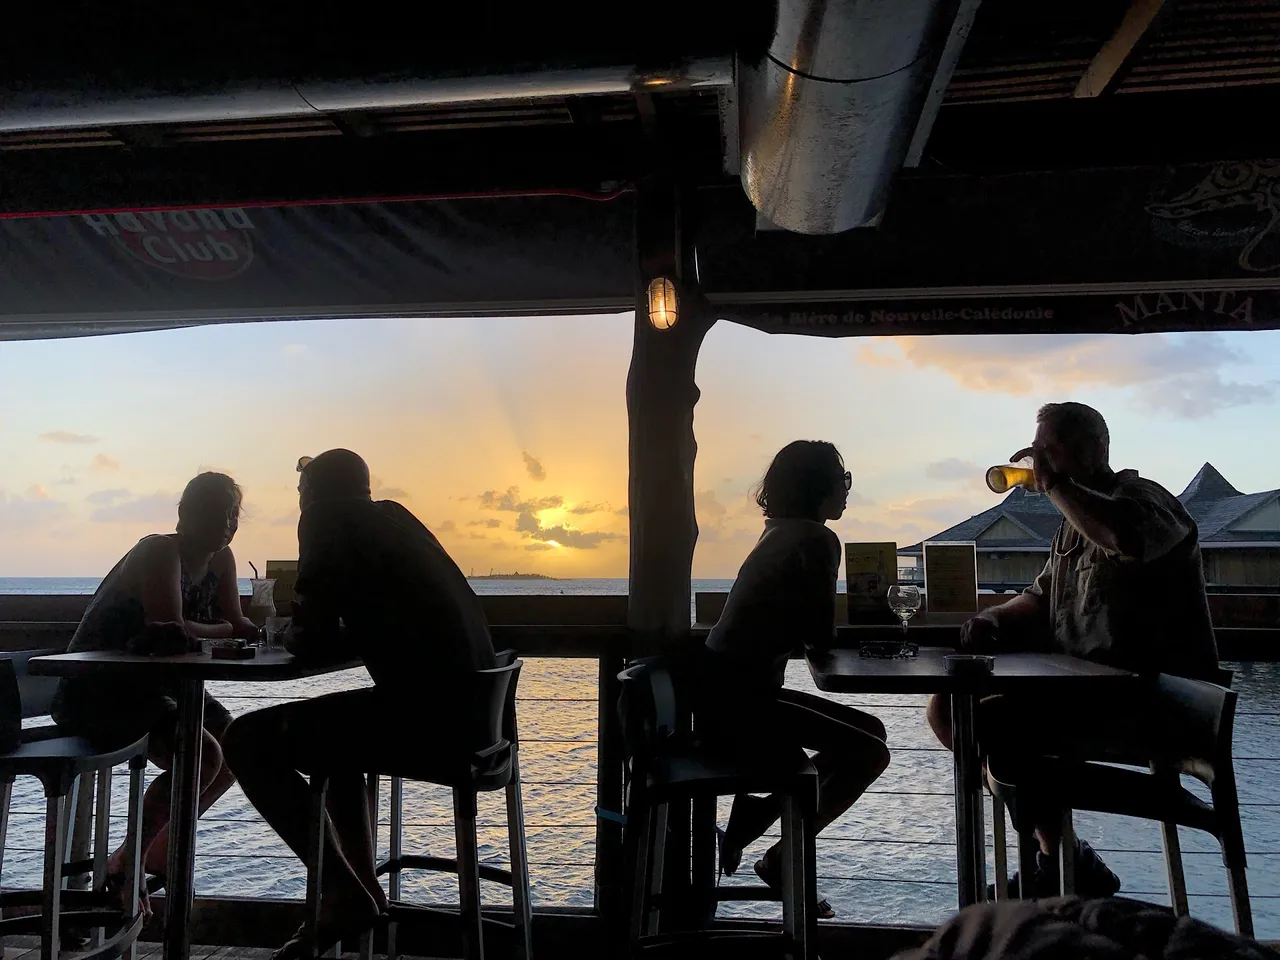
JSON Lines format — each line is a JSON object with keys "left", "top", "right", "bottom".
{"left": 741, "top": 0, "right": 962, "bottom": 234}
{"left": 0, "top": 58, "right": 733, "bottom": 133}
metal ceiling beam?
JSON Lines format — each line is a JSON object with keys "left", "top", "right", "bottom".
{"left": 1074, "top": 0, "right": 1173, "bottom": 98}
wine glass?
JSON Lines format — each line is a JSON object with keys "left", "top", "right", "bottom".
{"left": 887, "top": 584, "right": 922, "bottom": 636}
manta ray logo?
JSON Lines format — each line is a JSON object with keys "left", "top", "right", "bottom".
{"left": 81, "top": 208, "right": 256, "bottom": 279}
{"left": 1146, "top": 162, "right": 1280, "bottom": 273}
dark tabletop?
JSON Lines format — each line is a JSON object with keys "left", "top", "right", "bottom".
{"left": 807, "top": 646, "right": 1139, "bottom": 695}
{"left": 28, "top": 649, "right": 362, "bottom": 682}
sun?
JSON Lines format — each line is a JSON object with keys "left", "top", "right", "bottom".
{"left": 544, "top": 540, "right": 562, "bottom": 548}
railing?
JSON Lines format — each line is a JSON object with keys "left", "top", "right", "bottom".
{"left": 2, "top": 593, "right": 1279, "bottom": 942}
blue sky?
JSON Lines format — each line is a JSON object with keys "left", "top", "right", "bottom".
{"left": 2, "top": 316, "right": 1278, "bottom": 577}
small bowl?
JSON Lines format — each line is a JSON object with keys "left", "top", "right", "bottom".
{"left": 945, "top": 654, "right": 995, "bottom": 676}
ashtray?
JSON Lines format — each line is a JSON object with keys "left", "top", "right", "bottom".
{"left": 211, "top": 640, "right": 257, "bottom": 661}
{"left": 945, "top": 654, "right": 994, "bottom": 676}
{"left": 860, "top": 640, "right": 919, "bottom": 660}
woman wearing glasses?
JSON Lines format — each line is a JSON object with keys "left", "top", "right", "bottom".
{"left": 702, "top": 440, "right": 890, "bottom": 918}
{"left": 51, "top": 472, "right": 257, "bottom": 913}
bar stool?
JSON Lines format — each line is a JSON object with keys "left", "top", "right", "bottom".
{"left": 303, "top": 652, "right": 532, "bottom": 960}
{"left": 618, "top": 658, "right": 820, "bottom": 960}
{"left": 0, "top": 655, "right": 149, "bottom": 960}
{"left": 987, "top": 673, "right": 1252, "bottom": 936}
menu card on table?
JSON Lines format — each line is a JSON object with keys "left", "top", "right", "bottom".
{"left": 844, "top": 542, "right": 898, "bottom": 623}
{"left": 266, "top": 560, "right": 299, "bottom": 607}
{"left": 922, "top": 541, "right": 978, "bottom": 614}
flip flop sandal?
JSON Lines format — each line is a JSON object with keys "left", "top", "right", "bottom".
{"left": 754, "top": 857, "right": 836, "bottom": 920}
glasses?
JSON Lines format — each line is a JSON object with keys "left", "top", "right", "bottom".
{"left": 296, "top": 456, "right": 313, "bottom": 473}
{"left": 842, "top": 471, "right": 852, "bottom": 491}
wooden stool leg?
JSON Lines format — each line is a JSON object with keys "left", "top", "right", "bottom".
{"left": 387, "top": 776, "right": 403, "bottom": 960}
{"left": 306, "top": 775, "right": 329, "bottom": 960}
{"left": 1058, "top": 810, "right": 1076, "bottom": 897}
{"left": 1017, "top": 831, "right": 1038, "bottom": 899}
{"left": 361, "top": 774, "right": 379, "bottom": 960}
{"left": 454, "top": 788, "right": 485, "bottom": 960}
{"left": 646, "top": 803, "right": 669, "bottom": 938}
{"left": 504, "top": 754, "right": 534, "bottom": 960}
{"left": 691, "top": 795, "right": 716, "bottom": 925}
{"left": 1160, "top": 822, "right": 1189, "bottom": 916}
{"left": 629, "top": 804, "right": 655, "bottom": 951}
{"left": 41, "top": 790, "right": 68, "bottom": 960}
{"left": 780, "top": 796, "right": 808, "bottom": 958}
{"left": 0, "top": 777, "right": 13, "bottom": 896}
{"left": 93, "top": 769, "right": 113, "bottom": 890}
{"left": 123, "top": 757, "right": 146, "bottom": 960}
{"left": 992, "top": 795, "right": 1009, "bottom": 901}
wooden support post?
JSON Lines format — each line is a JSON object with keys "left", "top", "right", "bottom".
{"left": 624, "top": 176, "right": 715, "bottom": 935}
{"left": 626, "top": 177, "right": 716, "bottom": 643}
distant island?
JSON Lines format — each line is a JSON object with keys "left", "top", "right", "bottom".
{"left": 468, "top": 570, "right": 558, "bottom": 580}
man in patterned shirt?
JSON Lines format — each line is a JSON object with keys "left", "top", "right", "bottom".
{"left": 926, "top": 402, "right": 1219, "bottom": 898}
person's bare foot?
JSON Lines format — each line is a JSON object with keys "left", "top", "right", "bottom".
{"left": 270, "top": 883, "right": 381, "bottom": 960}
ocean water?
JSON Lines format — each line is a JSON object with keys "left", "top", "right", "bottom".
{"left": 2, "top": 578, "right": 1277, "bottom": 935}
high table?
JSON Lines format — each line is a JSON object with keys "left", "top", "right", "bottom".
{"left": 29, "top": 649, "right": 360, "bottom": 960}
{"left": 806, "top": 646, "right": 1139, "bottom": 909}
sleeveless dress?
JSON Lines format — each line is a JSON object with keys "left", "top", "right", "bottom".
{"left": 51, "top": 535, "right": 233, "bottom": 751}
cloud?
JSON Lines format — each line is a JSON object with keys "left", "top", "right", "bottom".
{"left": 615, "top": 505, "right": 629, "bottom": 516}
{"left": 40, "top": 430, "right": 99, "bottom": 445}
{"left": 925, "top": 458, "right": 980, "bottom": 481}
{"left": 857, "top": 333, "right": 1275, "bottom": 419}
{"left": 522, "top": 452, "right": 547, "bottom": 482}
{"left": 51, "top": 476, "right": 79, "bottom": 486}
{"left": 570, "top": 501, "right": 608, "bottom": 515}
{"left": 513, "top": 507, "right": 620, "bottom": 549}
{"left": 478, "top": 486, "right": 563, "bottom": 513}
{"left": 887, "top": 495, "right": 985, "bottom": 526}
{"left": 437, "top": 520, "right": 457, "bottom": 533}
{"left": 86, "top": 488, "right": 131, "bottom": 506}
{"left": 25, "top": 484, "right": 52, "bottom": 501}
{"left": 0, "top": 489, "right": 68, "bottom": 531}
{"left": 525, "top": 543, "right": 553, "bottom": 551}
{"left": 846, "top": 488, "right": 874, "bottom": 508}
{"left": 90, "top": 491, "right": 177, "bottom": 524}
{"left": 90, "top": 454, "right": 121, "bottom": 472}
{"left": 371, "top": 476, "right": 409, "bottom": 500}
{"left": 467, "top": 519, "right": 503, "bottom": 528}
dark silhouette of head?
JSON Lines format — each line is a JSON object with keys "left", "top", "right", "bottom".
{"left": 755, "top": 440, "right": 849, "bottom": 523}
{"left": 299, "top": 449, "right": 372, "bottom": 510}
{"left": 1035, "top": 402, "right": 1111, "bottom": 480}
{"left": 176, "top": 472, "right": 242, "bottom": 552}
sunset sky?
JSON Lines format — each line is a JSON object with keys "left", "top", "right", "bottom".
{"left": 2, "top": 315, "right": 1279, "bottom": 578}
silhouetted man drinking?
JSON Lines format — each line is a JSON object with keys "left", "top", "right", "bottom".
{"left": 223, "top": 449, "right": 495, "bottom": 959}
{"left": 926, "top": 402, "right": 1218, "bottom": 899}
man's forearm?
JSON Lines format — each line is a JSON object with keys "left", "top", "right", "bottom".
{"left": 983, "top": 592, "right": 1042, "bottom": 631}
{"left": 1048, "top": 480, "right": 1135, "bottom": 556}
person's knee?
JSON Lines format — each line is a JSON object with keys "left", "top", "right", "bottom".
{"left": 200, "top": 731, "right": 226, "bottom": 780}
{"left": 221, "top": 713, "right": 265, "bottom": 771}
{"left": 926, "top": 694, "right": 952, "bottom": 748}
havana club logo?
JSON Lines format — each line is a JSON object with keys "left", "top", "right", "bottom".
{"left": 80, "top": 207, "right": 255, "bottom": 279}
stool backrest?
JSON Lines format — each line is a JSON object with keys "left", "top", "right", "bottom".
{"left": 1154, "top": 673, "right": 1238, "bottom": 786}
{"left": 0, "top": 649, "right": 62, "bottom": 719}
{"left": 468, "top": 657, "right": 522, "bottom": 753}
{"left": 617, "top": 656, "right": 692, "bottom": 762}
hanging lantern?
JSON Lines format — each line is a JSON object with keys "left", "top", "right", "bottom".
{"left": 646, "top": 277, "right": 679, "bottom": 330}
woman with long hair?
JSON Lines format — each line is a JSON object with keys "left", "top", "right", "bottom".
{"left": 702, "top": 441, "right": 891, "bottom": 918}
